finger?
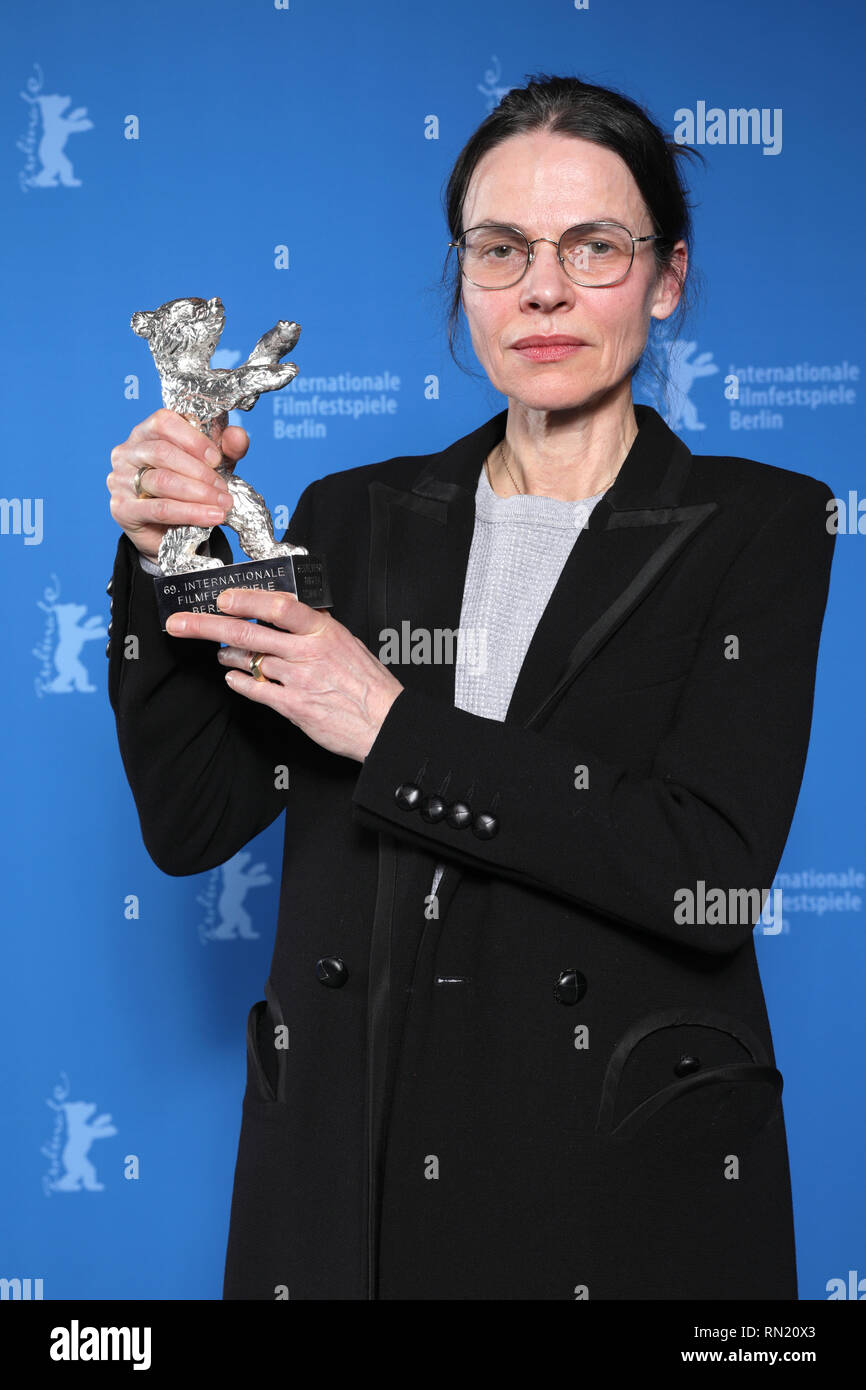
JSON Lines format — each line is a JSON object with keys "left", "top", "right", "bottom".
{"left": 215, "top": 586, "right": 328, "bottom": 636}
{"left": 217, "top": 646, "right": 286, "bottom": 685}
{"left": 120, "top": 436, "right": 228, "bottom": 499}
{"left": 164, "top": 609, "right": 293, "bottom": 656}
{"left": 123, "top": 441, "right": 233, "bottom": 503}
{"left": 123, "top": 495, "right": 233, "bottom": 529}
{"left": 220, "top": 425, "right": 250, "bottom": 461}
{"left": 130, "top": 408, "right": 225, "bottom": 474}
{"left": 222, "top": 666, "right": 280, "bottom": 705}
{"left": 216, "top": 644, "right": 261, "bottom": 668}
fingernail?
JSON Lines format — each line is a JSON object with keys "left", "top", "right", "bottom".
{"left": 166, "top": 616, "right": 186, "bottom": 633}
{"left": 206, "top": 508, "right": 225, "bottom": 520}
{"left": 205, "top": 446, "right": 220, "bottom": 464}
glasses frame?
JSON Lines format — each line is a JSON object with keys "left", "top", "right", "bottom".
{"left": 448, "top": 220, "right": 662, "bottom": 289}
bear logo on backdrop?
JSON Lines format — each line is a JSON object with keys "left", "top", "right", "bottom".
{"left": 33, "top": 576, "right": 107, "bottom": 698}
{"left": 195, "top": 850, "right": 275, "bottom": 945}
{"left": 18, "top": 64, "right": 93, "bottom": 193}
{"left": 477, "top": 56, "right": 513, "bottom": 112}
{"left": 655, "top": 337, "right": 719, "bottom": 431}
{"left": 41, "top": 1074, "right": 117, "bottom": 1197}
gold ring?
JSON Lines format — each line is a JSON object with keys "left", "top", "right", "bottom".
{"left": 249, "top": 652, "right": 267, "bottom": 682}
{"left": 133, "top": 465, "right": 155, "bottom": 499}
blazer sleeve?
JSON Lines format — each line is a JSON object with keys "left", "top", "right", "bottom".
{"left": 351, "top": 479, "right": 836, "bottom": 956}
{"left": 107, "top": 480, "right": 320, "bottom": 876}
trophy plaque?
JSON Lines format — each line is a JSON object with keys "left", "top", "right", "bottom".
{"left": 131, "top": 295, "right": 332, "bottom": 630}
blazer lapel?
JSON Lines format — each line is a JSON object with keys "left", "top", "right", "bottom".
{"left": 365, "top": 403, "right": 718, "bottom": 908}
{"left": 367, "top": 403, "right": 717, "bottom": 726}
{"left": 504, "top": 411, "right": 718, "bottom": 728}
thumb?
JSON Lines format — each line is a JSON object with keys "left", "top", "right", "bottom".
{"left": 220, "top": 425, "right": 250, "bottom": 461}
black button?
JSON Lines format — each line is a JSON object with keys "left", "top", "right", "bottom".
{"left": 472, "top": 812, "right": 499, "bottom": 839}
{"left": 446, "top": 800, "right": 472, "bottom": 830}
{"left": 106, "top": 578, "right": 113, "bottom": 596}
{"left": 674, "top": 1054, "right": 701, "bottom": 1077}
{"left": 107, "top": 620, "right": 113, "bottom": 635}
{"left": 420, "top": 795, "right": 447, "bottom": 823}
{"left": 395, "top": 782, "right": 422, "bottom": 811}
{"left": 315, "top": 956, "right": 348, "bottom": 988}
{"left": 554, "top": 969, "right": 587, "bottom": 1005}
{"left": 105, "top": 641, "right": 111, "bottom": 658}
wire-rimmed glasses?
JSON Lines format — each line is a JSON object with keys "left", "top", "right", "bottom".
{"left": 449, "top": 221, "right": 661, "bottom": 289}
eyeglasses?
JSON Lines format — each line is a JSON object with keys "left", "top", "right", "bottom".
{"left": 449, "top": 221, "right": 661, "bottom": 289}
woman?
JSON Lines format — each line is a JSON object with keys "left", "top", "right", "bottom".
{"left": 106, "top": 74, "right": 835, "bottom": 1299}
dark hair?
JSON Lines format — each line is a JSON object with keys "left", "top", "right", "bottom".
{"left": 438, "top": 72, "right": 706, "bottom": 414}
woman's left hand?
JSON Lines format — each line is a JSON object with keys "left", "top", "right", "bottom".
{"left": 164, "top": 587, "right": 404, "bottom": 763}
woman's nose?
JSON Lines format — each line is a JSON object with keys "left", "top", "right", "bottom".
{"left": 519, "top": 240, "right": 577, "bottom": 307}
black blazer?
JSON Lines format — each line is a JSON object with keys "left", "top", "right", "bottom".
{"left": 107, "top": 402, "right": 836, "bottom": 1300}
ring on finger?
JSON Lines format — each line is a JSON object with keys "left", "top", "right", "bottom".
{"left": 249, "top": 652, "right": 269, "bottom": 682}
{"left": 133, "top": 465, "right": 155, "bottom": 499}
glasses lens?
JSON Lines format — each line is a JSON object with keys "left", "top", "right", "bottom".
{"left": 458, "top": 226, "right": 528, "bottom": 286}
{"left": 560, "top": 224, "right": 634, "bottom": 285}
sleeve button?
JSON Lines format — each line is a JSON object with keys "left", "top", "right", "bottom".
{"left": 446, "top": 800, "right": 472, "bottom": 830}
{"left": 395, "top": 782, "right": 423, "bottom": 811}
{"left": 420, "top": 795, "right": 448, "bottom": 823}
{"left": 472, "top": 812, "right": 499, "bottom": 839}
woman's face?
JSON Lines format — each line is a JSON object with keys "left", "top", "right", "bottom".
{"left": 458, "top": 131, "right": 687, "bottom": 413}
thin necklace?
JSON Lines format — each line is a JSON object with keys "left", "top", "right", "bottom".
{"left": 483, "top": 440, "right": 523, "bottom": 495}
{"left": 484, "top": 438, "right": 622, "bottom": 498}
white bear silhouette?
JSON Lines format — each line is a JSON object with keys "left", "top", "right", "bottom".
{"left": 205, "top": 851, "right": 273, "bottom": 941}
{"left": 661, "top": 339, "right": 719, "bottom": 431}
{"left": 21, "top": 93, "right": 93, "bottom": 188}
{"left": 46, "top": 1100, "right": 117, "bottom": 1193}
{"left": 39, "top": 600, "right": 106, "bottom": 693}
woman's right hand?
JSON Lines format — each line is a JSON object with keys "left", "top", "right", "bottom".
{"left": 107, "top": 408, "right": 249, "bottom": 563}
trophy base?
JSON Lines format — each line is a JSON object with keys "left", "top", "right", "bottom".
{"left": 154, "top": 553, "right": 332, "bottom": 631}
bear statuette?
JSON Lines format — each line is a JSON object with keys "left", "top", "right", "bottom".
{"left": 131, "top": 295, "right": 331, "bottom": 625}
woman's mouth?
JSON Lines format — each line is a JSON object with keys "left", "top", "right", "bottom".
{"left": 511, "top": 337, "right": 589, "bottom": 362}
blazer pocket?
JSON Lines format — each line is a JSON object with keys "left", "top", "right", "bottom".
{"left": 596, "top": 1008, "right": 784, "bottom": 1166}
{"left": 244, "top": 978, "right": 289, "bottom": 1104}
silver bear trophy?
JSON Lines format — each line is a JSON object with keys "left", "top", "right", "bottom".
{"left": 131, "top": 295, "right": 308, "bottom": 576}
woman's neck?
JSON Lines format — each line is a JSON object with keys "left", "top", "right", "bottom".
{"left": 489, "top": 389, "right": 639, "bottom": 500}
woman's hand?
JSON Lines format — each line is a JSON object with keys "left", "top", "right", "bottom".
{"left": 106, "top": 407, "right": 245, "bottom": 562}
{"left": 164, "top": 587, "right": 405, "bottom": 763}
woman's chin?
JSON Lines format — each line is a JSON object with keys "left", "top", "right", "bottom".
{"left": 499, "top": 381, "right": 607, "bottom": 414}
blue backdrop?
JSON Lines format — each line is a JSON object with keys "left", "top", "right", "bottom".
{"left": 2, "top": 0, "right": 863, "bottom": 1301}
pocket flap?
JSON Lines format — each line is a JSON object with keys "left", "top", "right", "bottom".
{"left": 596, "top": 1008, "right": 783, "bottom": 1157}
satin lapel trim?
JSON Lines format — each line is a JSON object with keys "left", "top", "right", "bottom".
{"left": 507, "top": 497, "right": 719, "bottom": 729}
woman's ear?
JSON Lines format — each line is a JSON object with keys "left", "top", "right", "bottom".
{"left": 649, "top": 241, "right": 688, "bottom": 323}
